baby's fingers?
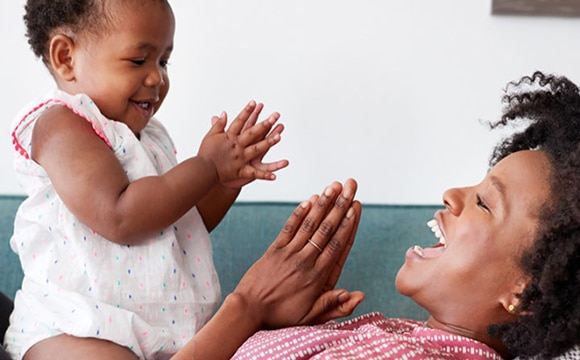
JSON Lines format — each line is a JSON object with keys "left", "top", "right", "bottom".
{"left": 238, "top": 113, "right": 281, "bottom": 147}
{"left": 238, "top": 165, "right": 276, "bottom": 181}
{"left": 227, "top": 101, "right": 262, "bottom": 135}
{"left": 250, "top": 158, "right": 290, "bottom": 174}
{"left": 207, "top": 113, "right": 227, "bottom": 134}
{"left": 240, "top": 102, "right": 264, "bottom": 133}
{"left": 242, "top": 129, "right": 283, "bottom": 163}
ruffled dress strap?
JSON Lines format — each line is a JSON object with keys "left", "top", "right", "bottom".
{"left": 11, "top": 89, "right": 130, "bottom": 160}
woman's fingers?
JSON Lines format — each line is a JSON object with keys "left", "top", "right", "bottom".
{"left": 286, "top": 181, "right": 345, "bottom": 253}
{"left": 304, "top": 179, "right": 358, "bottom": 259}
{"left": 261, "top": 179, "right": 356, "bottom": 260}
{"left": 298, "top": 290, "right": 366, "bottom": 325}
{"left": 268, "top": 197, "right": 315, "bottom": 249}
{"left": 322, "top": 199, "right": 362, "bottom": 292}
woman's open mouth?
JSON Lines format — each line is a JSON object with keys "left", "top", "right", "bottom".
{"left": 412, "top": 219, "right": 447, "bottom": 258}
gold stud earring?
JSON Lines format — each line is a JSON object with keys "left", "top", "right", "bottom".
{"left": 508, "top": 304, "right": 515, "bottom": 313}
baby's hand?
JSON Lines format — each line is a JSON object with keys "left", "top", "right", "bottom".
{"left": 198, "top": 101, "right": 289, "bottom": 187}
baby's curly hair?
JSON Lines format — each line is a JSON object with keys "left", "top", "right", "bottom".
{"left": 24, "top": 0, "right": 170, "bottom": 65}
{"left": 24, "top": 0, "right": 113, "bottom": 64}
{"left": 487, "top": 71, "right": 580, "bottom": 359}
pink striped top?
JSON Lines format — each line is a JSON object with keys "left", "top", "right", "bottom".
{"left": 233, "top": 312, "right": 502, "bottom": 359}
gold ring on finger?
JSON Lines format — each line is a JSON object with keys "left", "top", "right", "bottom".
{"left": 307, "top": 239, "right": 323, "bottom": 253}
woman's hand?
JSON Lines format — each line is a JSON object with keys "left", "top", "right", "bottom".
{"left": 234, "top": 178, "right": 362, "bottom": 328}
{"left": 298, "top": 288, "right": 366, "bottom": 325}
{"left": 176, "top": 179, "right": 362, "bottom": 360}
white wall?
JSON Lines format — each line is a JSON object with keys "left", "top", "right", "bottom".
{"left": 2, "top": 1, "right": 579, "bottom": 204}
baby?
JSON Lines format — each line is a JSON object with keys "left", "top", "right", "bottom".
{"left": 5, "top": 0, "right": 288, "bottom": 358}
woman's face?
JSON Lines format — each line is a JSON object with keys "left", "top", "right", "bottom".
{"left": 395, "top": 150, "right": 551, "bottom": 338}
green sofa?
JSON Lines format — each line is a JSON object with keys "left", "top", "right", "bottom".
{"left": 0, "top": 195, "right": 435, "bottom": 319}
{"left": 1, "top": 196, "right": 443, "bottom": 352}
{"left": 3, "top": 195, "right": 580, "bottom": 359}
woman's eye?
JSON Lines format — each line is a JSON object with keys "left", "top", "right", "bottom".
{"left": 476, "top": 195, "right": 490, "bottom": 211}
{"left": 131, "top": 59, "right": 146, "bottom": 65}
{"left": 160, "top": 60, "right": 169, "bottom": 68}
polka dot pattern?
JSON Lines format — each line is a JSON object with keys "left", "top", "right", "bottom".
{"left": 6, "top": 89, "right": 221, "bottom": 359}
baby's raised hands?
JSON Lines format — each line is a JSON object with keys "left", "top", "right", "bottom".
{"left": 198, "top": 101, "right": 289, "bottom": 188}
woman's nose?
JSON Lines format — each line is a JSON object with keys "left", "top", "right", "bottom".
{"left": 442, "top": 187, "right": 466, "bottom": 216}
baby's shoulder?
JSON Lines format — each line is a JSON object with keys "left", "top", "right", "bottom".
{"left": 13, "top": 90, "right": 114, "bottom": 159}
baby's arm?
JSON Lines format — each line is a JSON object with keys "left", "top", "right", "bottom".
{"left": 30, "top": 102, "right": 284, "bottom": 245}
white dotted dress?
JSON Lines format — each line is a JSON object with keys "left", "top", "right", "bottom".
{"left": 4, "top": 89, "right": 221, "bottom": 359}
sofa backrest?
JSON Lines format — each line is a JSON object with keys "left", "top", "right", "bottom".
{"left": 0, "top": 196, "right": 25, "bottom": 302}
{"left": 211, "top": 202, "right": 438, "bottom": 320}
{"left": 0, "top": 196, "right": 439, "bottom": 321}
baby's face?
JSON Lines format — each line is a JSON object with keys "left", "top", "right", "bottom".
{"left": 63, "top": 0, "right": 175, "bottom": 135}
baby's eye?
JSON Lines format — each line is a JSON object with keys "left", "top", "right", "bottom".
{"left": 160, "top": 59, "right": 170, "bottom": 68}
{"left": 131, "top": 59, "right": 146, "bottom": 66}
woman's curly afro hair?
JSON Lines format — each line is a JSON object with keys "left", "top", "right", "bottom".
{"left": 487, "top": 71, "right": 580, "bottom": 359}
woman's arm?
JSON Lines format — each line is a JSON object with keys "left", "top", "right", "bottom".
{"left": 173, "top": 179, "right": 363, "bottom": 359}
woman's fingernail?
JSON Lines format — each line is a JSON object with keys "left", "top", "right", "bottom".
{"left": 342, "top": 191, "right": 351, "bottom": 200}
{"left": 346, "top": 207, "right": 354, "bottom": 219}
{"left": 324, "top": 186, "right": 333, "bottom": 197}
{"left": 337, "top": 291, "right": 351, "bottom": 303}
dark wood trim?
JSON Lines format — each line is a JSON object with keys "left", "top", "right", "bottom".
{"left": 492, "top": 0, "right": 580, "bottom": 17}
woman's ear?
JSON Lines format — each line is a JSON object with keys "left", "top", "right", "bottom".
{"left": 500, "top": 276, "right": 528, "bottom": 314}
{"left": 48, "top": 34, "right": 76, "bottom": 82}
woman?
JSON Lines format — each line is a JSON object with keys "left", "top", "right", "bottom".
{"left": 231, "top": 72, "right": 580, "bottom": 359}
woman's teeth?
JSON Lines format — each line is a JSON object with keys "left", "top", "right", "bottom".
{"left": 427, "top": 219, "right": 446, "bottom": 246}
{"left": 413, "top": 245, "right": 424, "bottom": 256}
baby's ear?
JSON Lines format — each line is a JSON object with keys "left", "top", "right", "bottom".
{"left": 48, "top": 34, "right": 76, "bottom": 82}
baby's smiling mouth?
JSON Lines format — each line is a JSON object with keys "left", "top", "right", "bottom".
{"left": 134, "top": 101, "right": 152, "bottom": 110}
{"left": 412, "top": 219, "right": 447, "bottom": 258}
{"left": 131, "top": 100, "right": 156, "bottom": 119}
